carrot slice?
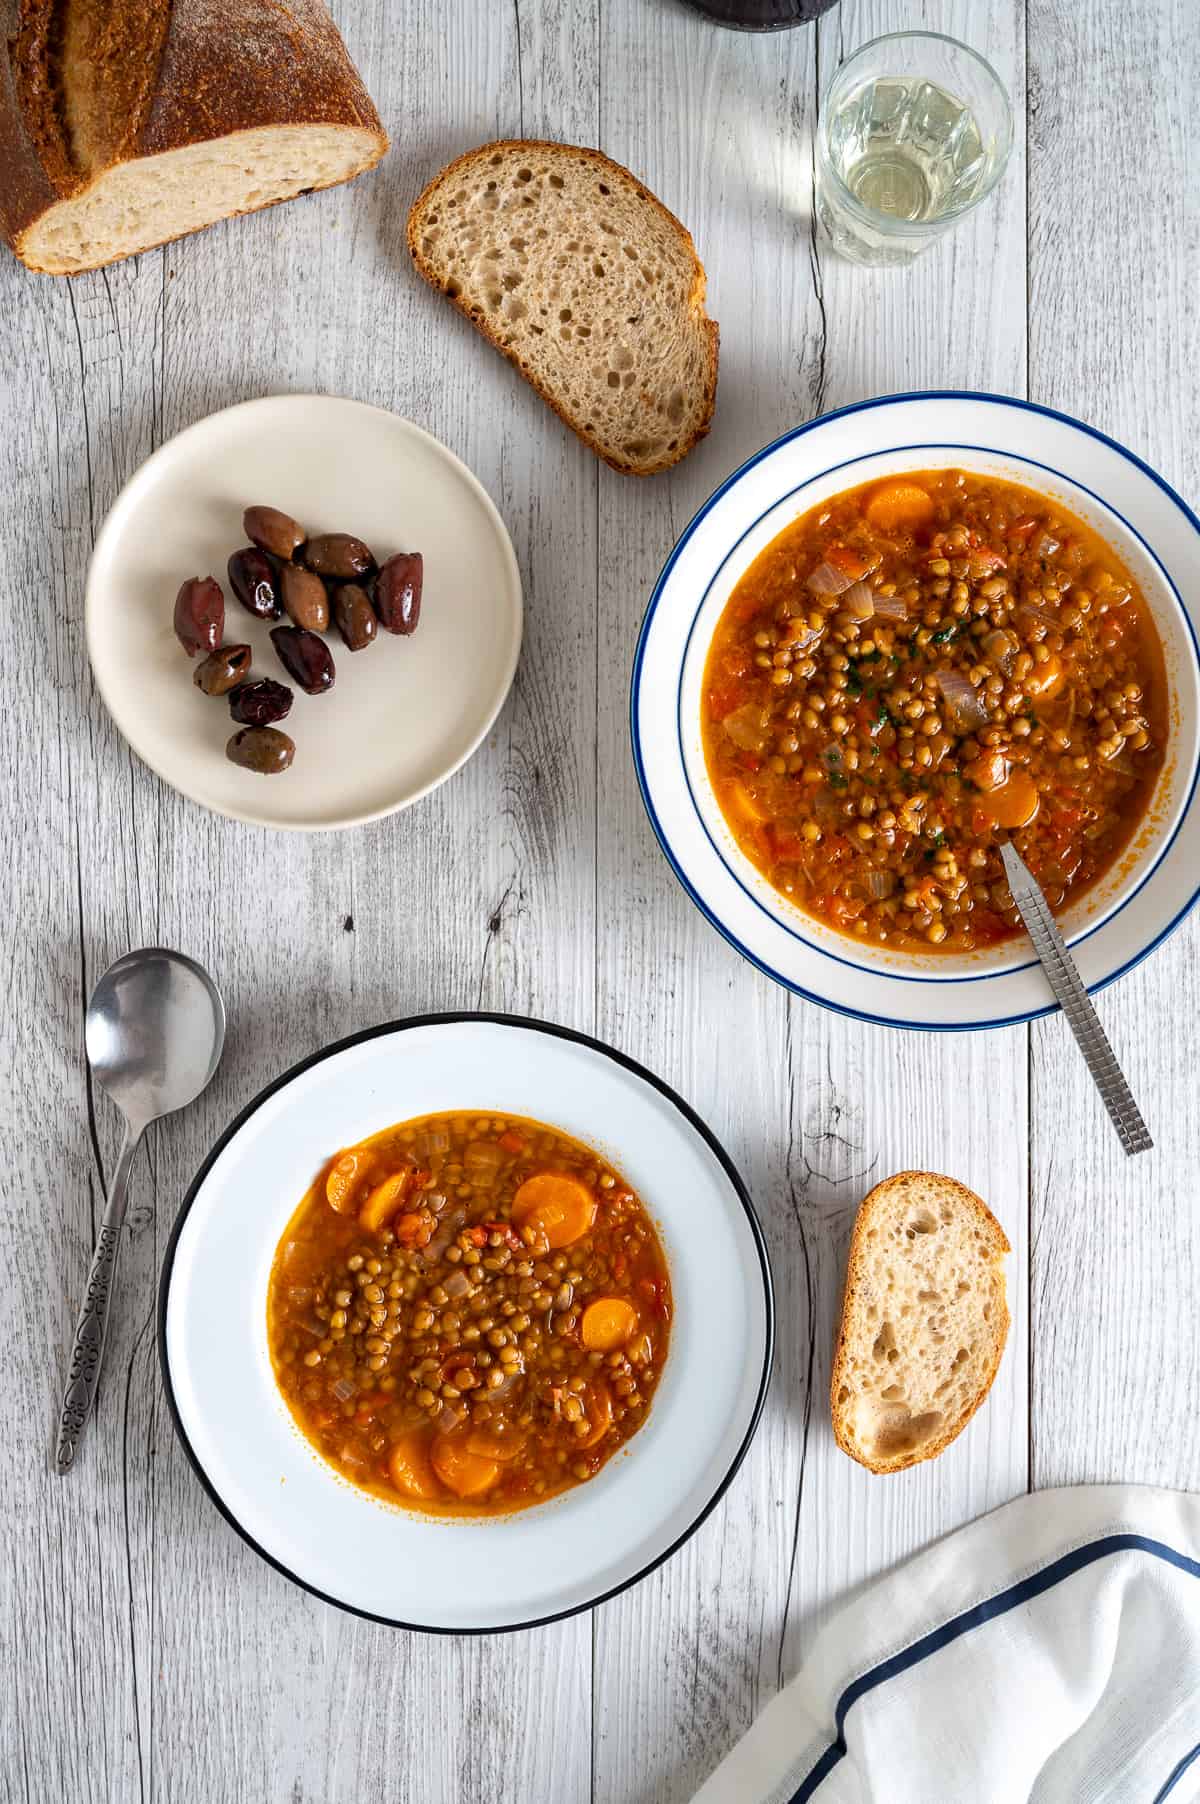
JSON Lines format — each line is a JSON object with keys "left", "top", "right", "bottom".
{"left": 326, "top": 1150, "right": 372, "bottom": 1215}
{"left": 581, "top": 1298, "right": 639, "bottom": 1351}
{"left": 511, "top": 1173, "right": 596, "bottom": 1249}
{"left": 575, "top": 1380, "right": 614, "bottom": 1449}
{"left": 982, "top": 768, "right": 1040, "bottom": 830}
{"left": 388, "top": 1432, "right": 441, "bottom": 1501}
{"left": 430, "top": 1433, "right": 501, "bottom": 1498}
{"left": 863, "top": 480, "right": 935, "bottom": 535}
{"left": 1023, "top": 653, "right": 1064, "bottom": 700}
{"left": 360, "top": 1169, "right": 412, "bottom": 1232}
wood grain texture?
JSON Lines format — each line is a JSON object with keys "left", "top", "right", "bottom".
{"left": 1027, "top": 0, "right": 1200, "bottom": 1494}
{"left": 0, "top": 0, "right": 1188, "bottom": 1801}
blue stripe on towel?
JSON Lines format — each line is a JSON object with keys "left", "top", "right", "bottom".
{"left": 1153, "top": 1738, "right": 1200, "bottom": 1803}
{"left": 789, "top": 1534, "right": 1200, "bottom": 1803}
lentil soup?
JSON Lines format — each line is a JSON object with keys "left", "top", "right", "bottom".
{"left": 268, "top": 1111, "right": 671, "bottom": 1516}
{"left": 701, "top": 469, "right": 1167, "bottom": 953}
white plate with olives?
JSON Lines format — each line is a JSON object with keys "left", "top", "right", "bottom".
{"left": 86, "top": 394, "right": 523, "bottom": 830}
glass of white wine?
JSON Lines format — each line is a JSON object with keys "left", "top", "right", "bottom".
{"left": 815, "top": 31, "right": 1013, "bottom": 267}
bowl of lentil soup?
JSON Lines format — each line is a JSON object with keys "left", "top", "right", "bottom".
{"left": 159, "top": 1015, "right": 772, "bottom": 1631}
{"left": 634, "top": 393, "right": 1200, "bottom": 1029}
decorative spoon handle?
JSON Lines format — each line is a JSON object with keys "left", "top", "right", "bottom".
{"left": 1000, "top": 842, "right": 1152, "bottom": 1156}
{"left": 55, "top": 1126, "right": 143, "bottom": 1473}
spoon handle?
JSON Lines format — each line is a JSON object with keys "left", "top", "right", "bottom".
{"left": 55, "top": 1126, "right": 143, "bottom": 1474}
{"left": 1000, "top": 841, "right": 1152, "bottom": 1156}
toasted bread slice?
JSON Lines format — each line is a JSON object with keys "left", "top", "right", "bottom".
{"left": 831, "top": 1172, "right": 1010, "bottom": 1474}
{"left": 407, "top": 140, "right": 719, "bottom": 475}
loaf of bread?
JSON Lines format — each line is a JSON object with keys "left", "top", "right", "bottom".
{"left": 408, "top": 141, "right": 719, "bottom": 475}
{"left": 1, "top": 0, "right": 388, "bottom": 275}
{"left": 830, "top": 1171, "right": 1010, "bottom": 1474}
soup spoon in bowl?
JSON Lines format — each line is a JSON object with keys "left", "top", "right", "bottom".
{"left": 55, "top": 948, "right": 226, "bottom": 1473}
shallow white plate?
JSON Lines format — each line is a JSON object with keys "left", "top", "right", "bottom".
{"left": 159, "top": 1015, "right": 773, "bottom": 1632}
{"left": 633, "top": 392, "right": 1200, "bottom": 1031}
{"left": 86, "top": 396, "right": 522, "bottom": 831}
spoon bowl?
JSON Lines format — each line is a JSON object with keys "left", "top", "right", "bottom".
{"left": 85, "top": 948, "right": 226, "bottom": 1129}
{"left": 56, "top": 947, "right": 226, "bottom": 1472}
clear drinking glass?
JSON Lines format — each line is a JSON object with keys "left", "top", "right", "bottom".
{"left": 815, "top": 32, "right": 1013, "bottom": 267}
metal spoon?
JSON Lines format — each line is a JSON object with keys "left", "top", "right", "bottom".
{"left": 1000, "top": 841, "right": 1152, "bottom": 1155}
{"left": 55, "top": 949, "right": 226, "bottom": 1473}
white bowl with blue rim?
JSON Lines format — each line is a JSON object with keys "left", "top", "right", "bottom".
{"left": 632, "top": 393, "right": 1200, "bottom": 1031}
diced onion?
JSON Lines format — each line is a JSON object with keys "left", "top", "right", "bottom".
{"left": 723, "top": 701, "right": 770, "bottom": 752}
{"left": 1018, "top": 600, "right": 1060, "bottom": 632}
{"left": 841, "top": 580, "right": 875, "bottom": 620}
{"left": 982, "top": 629, "right": 1016, "bottom": 673}
{"left": 1106, "top": 752, "right": 1135, "bottom": 777}
{"left": 415, "top": 1126, "right": 451, "bottom": 1156}
{"left": 806, "top": 559, "right": 854, "bottom": 596}
{"left": 465, "top": 1141, "right": 506, "bottom": 1183}
{"left": 864, "top": 869, "right": 896, "bottom": 900}
{"left": 444, "top": 1268, "right": 473, "bottom": 1300}
{"left": 871, "top": 592, "right": 908, "bottom": 620}
{"left": 935, "top": 668, "right": 989, "bottom": 730}
{"left": 436, "top": 1401, "right": 467, "bottom": 1433}
{"left": 1033, "top": 531, "right": 1062, "bottom": 559}
{"left": 332, "top": 1379, "right": 356, "bottom": 1403}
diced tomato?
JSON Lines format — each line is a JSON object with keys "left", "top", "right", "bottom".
{"left": 395, "top": 1211, "right": 435, "bottom": 1249}
{"left": 968, "top": 547, "right": 1007, "bottom": 578}
{"left": 819, "top": 893, "right": 865, "bottom": 924}
{"left": 768, "top": 824, "right": 809, "bottom": 861}
{"left": 637, "top": 1276, "right": 671, "bottom": 1319}
{"left": 823, "top": 834, "right": 855, "bottom": 865}
{"left": 738, "top": 752, "right": 762, "bottom": 773}
{"left": 481, "top": 1220, "right": 523, "bottom": 1251}
{"left": 1010, "top": 516, "right": 1038, "bottom": 541}
{"left": 468, "top": 1225, "right": 488, "bottom": 1247}
{"left": 498, "top": 1131, "right": 526, "bottom": 1154}
{"left": 612, "top": 1252, "right": 628, "bottom": 1279}
{"left": 970, "top": 806, "right": 995, "bottom": 836}
{"left": 707, "top": 684, "right": 743, "bottom": 721}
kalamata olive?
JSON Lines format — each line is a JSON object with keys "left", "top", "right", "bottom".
{"left": 302, "top": 533, "right": 375, "bottom": 580}
{"left": 333, "top": 583, "right": 378, "bottom": 652}
{"left": 194, "top": 644, "right": 252, "bottom": 696}
{"left": 226, "top": 726, "right": 295, "bottom": 775}
{"left": 229, "top": 678, "right": 294, "bottom": 727}
{"left": 280, "top": 563, "right": 330, "bottom": 633}
{"left": 243, "top": 505, "right": 305, "bottom": 561}
{"left": 228, "top": 547, "right": 281, "bottom": 620}
{"left": 270, "top": 625, "right": 335, "bottom": 694}
{"left": 373, "top": 552, "right": 423, "bottom": 635}
{"left": 173, "top": 576, "right": 224, "bottom": 656}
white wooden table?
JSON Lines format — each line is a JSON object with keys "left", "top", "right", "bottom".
{"left": 4, "top": 1, "right": 1197, "bottom": 1798}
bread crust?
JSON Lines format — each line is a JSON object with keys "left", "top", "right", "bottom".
{"left": 407, "top": 139, "right": 720, "bottom": 477}
{"left": 2, "top": 0, "right": 388, "bottom": 273}
{"left": 830, "top": 1171, "right": 1011, "bottom": 1475}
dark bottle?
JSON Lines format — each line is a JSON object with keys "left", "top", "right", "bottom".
{"left": 682, "top": 0, "right": 838, "bottom": 25}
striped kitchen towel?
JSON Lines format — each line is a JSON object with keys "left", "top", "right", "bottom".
{"left": 694, "top": 1486, "right": 1200, "bottom": 1804}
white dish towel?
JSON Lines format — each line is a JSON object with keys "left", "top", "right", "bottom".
{"left": 694, "top": 1486, "right": 1200, "bottom": 1804}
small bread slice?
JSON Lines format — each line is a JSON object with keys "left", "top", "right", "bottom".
{"left": 831, "top": 1172, "right": 1010, "bottom": 1474}
{"left": 407, "top": 141, "right": 719, "bottom": 475}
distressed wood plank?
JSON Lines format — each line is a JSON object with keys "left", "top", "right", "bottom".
{"left": 1027, "top": 0, "right": 1200, "bottom": 1492}
{"left": 593, "top": 3, "right": 1029, "bottom": 1800}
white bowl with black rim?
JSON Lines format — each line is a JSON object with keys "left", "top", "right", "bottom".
{"left": 158, "top": 1015, "right": 773, "bottom": 1633}
{"left": 632, "top": 392, "right": 1200, "bottom": 1031}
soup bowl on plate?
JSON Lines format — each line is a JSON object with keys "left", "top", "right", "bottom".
{"left": 632, "top": 392, "right": 1200, "bottom": 1031}
{"left": 158, "top": 1014, "right": 773, "bottom": 1633}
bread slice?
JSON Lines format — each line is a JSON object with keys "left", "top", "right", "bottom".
{"left": 407, "top": 141, "right": 719, "bottom": 476}
{"left": 830, "top": 1172, "right": 1010, "bottom": 1474}
{"left": 3, "top": 0, "right": 388, "bottom": 275}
